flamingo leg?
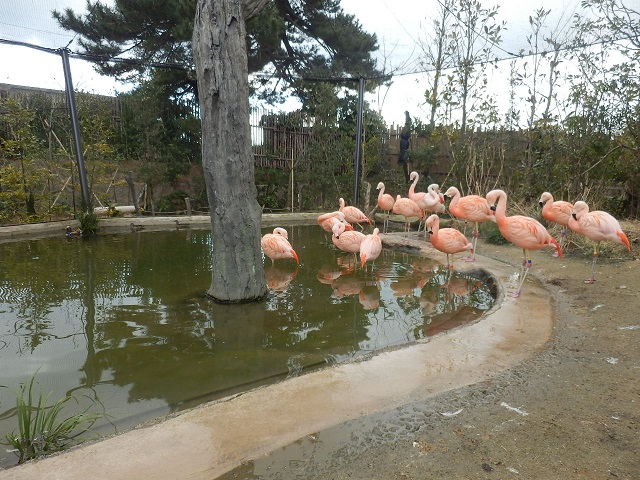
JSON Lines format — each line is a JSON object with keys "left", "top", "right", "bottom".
{"left": 553, "top": 230, "right": 567, "bottom": 258}
{"left": 511, "top": 250, "right": 531, "bottom": 298}
{"left": 446, "top": 253, "right": 455, "bottom": 270}
{"left": 403, "top": 218, "right": 412, "bottom": 241}
{"left": 443, "top": 263, "right": 453, "bottom": 287}
{"left": 464, "top": 223, "right": 479, "bottom": 262}
{"left": 585, "top": 243, "right": 599, "bottom": 284}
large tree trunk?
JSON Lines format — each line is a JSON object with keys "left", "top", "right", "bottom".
{"left": 193, "top": 0, "right": 267, "bottom": 303}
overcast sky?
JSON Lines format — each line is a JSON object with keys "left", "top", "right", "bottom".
{"left": 1, "top": 0, "right": 583, "bottom": 124}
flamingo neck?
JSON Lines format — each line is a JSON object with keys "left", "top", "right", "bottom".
{"left": 448, "top": 190, "right": 459, "bottom": 209}
{"left": 409, "top": 175, "right": 418, "bottom": 195}
{"left": 493, "top": 193, "right": 507, "bottom": 220}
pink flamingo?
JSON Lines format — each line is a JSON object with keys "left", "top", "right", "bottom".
{"left": 317, "top": 211, "right": 353, "bottom": 233}
{"left": 486, "top": 189, "right": 562, "bottom": 297}
{"left": 425, "top": 214, "right": 473, "bottom": 270}
{"left": 571, "top": 201, "right": 631, "bottom": 284}
{"left": 444, "top": 186, "right": 495, "bottom": 260}
{"left": 360, "top": 227, "right": 383, "bottom": 271}
{"left": 260, "top": 227, "right": 300, "bottom": 264}
{"left": 539, "top": 192, "right": 574, "bottom": 257}
{"left": 331, "top": 221, "right": 366, "bottom": 264}
{"left": 376, "top": 182, "right": 395, "bottom": 233}
{"left": 408, "top": 172, "right": 444, "bottom": 236}
{"left": 392, "top": 195, "right": 424, "bottom": 239}
{"left": 339, "top": 198, "right": 371, "bottom": 230}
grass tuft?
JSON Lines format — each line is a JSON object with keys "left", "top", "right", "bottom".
{"left": 3, "top": 373, "right": 103, "bottom": 464}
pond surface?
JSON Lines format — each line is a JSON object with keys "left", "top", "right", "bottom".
{"left": 0, "top": 224, "right": 493, "bottom": 467}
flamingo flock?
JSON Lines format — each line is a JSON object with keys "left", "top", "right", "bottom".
{"left": 261, "top": 173, "right": 632, "bottom": 298}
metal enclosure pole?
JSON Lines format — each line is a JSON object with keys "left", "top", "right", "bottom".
{"left": 353, "top": 76, "right": 365, "bottom": 205}
{"left": 60, "top": 48, "right": 91, "bottom": 208}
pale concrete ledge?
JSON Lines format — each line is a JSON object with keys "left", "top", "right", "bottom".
{"left": 0, "top": 213, "right": 321, "bottom": 241}
{"left": 0, "top": 226, "right": 553, "bottom": 480}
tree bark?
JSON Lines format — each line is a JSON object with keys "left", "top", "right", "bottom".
{"left": 193, "top": 0, "right": 267, "bottom": 303}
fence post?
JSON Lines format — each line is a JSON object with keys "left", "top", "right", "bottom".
{"left": 185, "top": 197, "right": 192, "bottom": 216}
{"left": 60, "top": 48, "right": 91, "bottom": 209}
{"left": 353, "top": 76, "right": 365, "bottom": 206}
{"left": 125, "top": 171, "right": 141, "bottom": 217}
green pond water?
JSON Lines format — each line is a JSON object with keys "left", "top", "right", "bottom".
{"left": 0, "top": 224, "right": 493, "bottom": 467}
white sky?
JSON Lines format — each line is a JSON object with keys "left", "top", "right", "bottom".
{"left": 0, "top": 0, "right": 583, "bottom": 124}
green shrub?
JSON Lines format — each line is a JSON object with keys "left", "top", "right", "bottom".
{"left": 482, "top": 221, "right": 509, "bottom": 245}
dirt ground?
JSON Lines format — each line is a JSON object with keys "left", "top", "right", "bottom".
{"left": 221, "top": 222, "right": 640, "bottom": 480}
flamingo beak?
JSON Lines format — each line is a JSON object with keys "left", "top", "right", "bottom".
{"left": 538, "top": 202, "right": 543, "bottom": 208}
{"left": 572, "top": 213, "right": 577, "bottom": 220}
{"left": 490, "top": 205, "right": 497, "bottom": 211}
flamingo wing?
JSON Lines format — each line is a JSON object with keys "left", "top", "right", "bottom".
{"left": 434, "top": 228, "right": 474, "bottom": 254}
{"left": 332, "top": 223, "right": 366, "bottom": 254}
{"left": 454, "top": 196, "right": 493, "bottom": 222}
{"left": 261, "top": 234, "right": 299, "bottom": 263}
{"left": 546, "top": 201, "right": 573, "bottom": 226}
{"left": 580, "top": 211, "right": 630, "bottom": 249}
{"left": 360, "top": 229, "right": 382, "bottom": 267}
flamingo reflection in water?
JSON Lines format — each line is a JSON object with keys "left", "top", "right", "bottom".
{"left": 418, "top": 275, "right": 485, "bottom": 337}
{"left": 331, "top": 275, "right": 365, "bottom": 299}
{"left": 265, "top": 264, "right": 299, "bottom": 291}
{"left": 390, "top": 272, "right": 430, "bottom": 298}
{"left": 359, "top": 282, "right": 381, "bottom": 310}
{"left": 316, "top": 263, "right": 343, "bottom": 285}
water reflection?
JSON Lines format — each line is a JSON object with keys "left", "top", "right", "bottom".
{"left": 265, "top": 265, "right": 298, "bottom": 291}
{"left": 0, "top": 225, "right": 493, "bottom": 468}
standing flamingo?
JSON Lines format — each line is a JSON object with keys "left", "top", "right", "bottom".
{"left": 444, "top": 186, "right": 495, "bottom": 260}
{"left": 486, "top": 189, "right": 562, "bottom": 298}
{"left": 571, "top": 201, "right": 631, "bottom": 284}
{"left": 425, "top": 214, "right": 474, "bottom": 270}
{"left": 539, "top": 192, "right": 574, "bottom": 257}
{"left": 317, "top": 211, "right": 353, "bottom": 233}
{"left": 339, "top": 198, "right": 371, "bottom": 230}
{"left": 261, "top": 227, "right": 300, "bottom": 264}
{"left": 331, "top": 221, "right": 366, "bottom": 264}
{"left": 376, "top": 182, "right": 395, "bottom": 233}
{"left": 392, "top": 195, "right": 424, "bottom": 239}
{"left": 408, "top": 172, "right": 444, "bottom": 236}
{"left": 360, "top": 227, "right": 383, "bottom": 271}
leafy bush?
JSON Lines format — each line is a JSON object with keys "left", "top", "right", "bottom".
{"left": 156, "top": 190, "right": 191, "bottom": 213}
{"left": 482, "top": 221, "right": 509, "bottom": 245}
